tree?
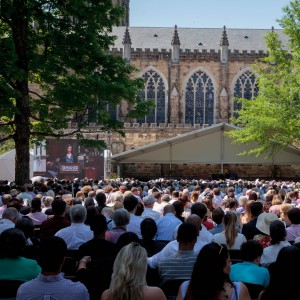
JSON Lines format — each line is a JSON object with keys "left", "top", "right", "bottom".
{"left": 228, "top": 0, "right": 300, "bottom": 157}
{"left": 0, "top": 0, "right": 151, "bottom": 185}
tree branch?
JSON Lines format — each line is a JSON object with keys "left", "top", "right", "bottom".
{"left": 0, "top": 134, "right": 14, "bottom": 143}
{"left": 0, "top": 121, "right": 14, "bottom": 126}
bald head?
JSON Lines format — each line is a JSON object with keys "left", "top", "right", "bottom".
{"left": 163, "top": 204, "right": 175, "bottom": 215}
{"left": 186, "top": 214, "right": 202, "bottom": 234}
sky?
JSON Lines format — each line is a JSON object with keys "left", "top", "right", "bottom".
{"left": 130, "top": 0, "right": 291, "bottom": 29}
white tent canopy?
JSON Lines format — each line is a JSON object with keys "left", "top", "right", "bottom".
{"left": 0, "top": 149, "right": 34, "bottom": 182}
{"left": 112, "top": 123, "right": 300, "bottom": 169}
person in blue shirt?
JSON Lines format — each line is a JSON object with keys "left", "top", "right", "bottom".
{"left": 230, "top": 240, "right": 270, "bottom": 288}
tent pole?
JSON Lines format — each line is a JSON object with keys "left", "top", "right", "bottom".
{"left": 221, "top": 125, "right": 224, "bottom": 174}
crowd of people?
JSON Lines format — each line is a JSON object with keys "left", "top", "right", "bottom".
{"left": 1, "top": 176, "right": 300, "bottom": 299}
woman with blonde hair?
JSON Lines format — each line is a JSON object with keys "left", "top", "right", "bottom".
{"left": 212, "top": 211, "right": 246, "bottom": 250}
{"left": 101, "top": 242, "right": 166, "bottom": 300}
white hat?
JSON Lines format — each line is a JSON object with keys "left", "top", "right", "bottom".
{"left": 256, "top": 212, "right": 278, "bottom": 235}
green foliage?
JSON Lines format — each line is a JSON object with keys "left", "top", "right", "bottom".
{"left": 0, "top": 140, "right": 15, "bottom": 155}
{"left": 0, "top": 0, "right": 152, "bottom": 183}
{"left": 228, "top": 0, "right": 300, "bottom": 157}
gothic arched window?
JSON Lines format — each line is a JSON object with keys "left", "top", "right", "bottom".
{"left": 233, "top": 71, "right": 258, "bottom": 117}
{"left": 185, "top": 70, "right": 214, "bottom": 125}
{"left": 137, "top": 69, "right": 166, "bottom": 124}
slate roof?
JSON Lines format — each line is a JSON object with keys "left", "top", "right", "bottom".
{"left": 111, "top": 26, "right": 289, "bottom": 52}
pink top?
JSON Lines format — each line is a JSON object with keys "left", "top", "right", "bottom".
{"left": 26, "top": 212, "right": 48, "bottom": 225}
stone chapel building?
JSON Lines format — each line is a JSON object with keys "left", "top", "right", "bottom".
{"left": 81, "top": 1, "right": 298, "bottom": 179}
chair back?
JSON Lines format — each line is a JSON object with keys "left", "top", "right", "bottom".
{"left": 160, "top": 279, "right": 186, "bottom": 300}
{"left": 243, "top": 282, "right": 264, "bottom": 300}
{"left": 0, "top": 280, "right": 24, "bottom": 299}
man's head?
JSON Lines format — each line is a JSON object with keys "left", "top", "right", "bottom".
{"left": 38, "top": 236, "right": 67, "bottom": 273}
{"left": 112, "top": 208, "right": 130, "bottom": 227}
{"left": 1, "top": 194, "right": 12, "bottom": 205}
{"left": 51, "top": 199, "right": 66, "bottom": 216}
{"left": 90, "top": 214, "right": 107, "bottom": 236}
{"left": 186, "top": 214, "right": 202, "bottom": 234}
{"left": 211, "top": 207, "right": 225, "bottom": 225}
{"left": 141, "top": 218, "right": 157, "bottom": 241}
{"left": 191, "top": 202, "right": 208, "bottom": 221}
{"left": 123, "top": 195, "right": 138, "bottom": 213}
{"left": 177, "top": 222, "right": 197, "bottom": 250}
{"left": 142, "top": 195, "right": 156, "bottom": 208}
{"left": 70, "top": 204, "right": 87, "bottom": 224}
{"left": 249, "top": 201, "right": 263, "bottom": 218}
{"left": 163, "top": 204, "right": 176, "bottom": 215}
{"left": 240, "top": 240, "right": 263, "bottom": 264}
{"left": 2, "top": 207, "right": 19, "bottom": 223}
{"left": 161, "top": 194, "right": 171, "bottom": 203}
{"left": 287, "top": 207, "right": 300, "bottom": 225}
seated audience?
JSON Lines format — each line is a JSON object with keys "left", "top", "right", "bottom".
{"left": 79, "top": 214, "right": 117, "bottom": 260}
{"left": 254, "top": 212, "right": 278, "bottom": 248}
{"left": 260, "top": 220, "right": 290, "bottom": 266}
{"left": 158, "top": 222, "right": 198, "bottom": 283}
{"left": 139, "top": 218, "right": 166, "bottom": 257}
{"left": 177, "top": 242, "right": 250, "bottom": 300}
{"left": 101, "top": 242, "right": 166, "bottom": 300}
{"left": 285, "top": 207, "right": 300, "bottom": 242}
{"left": 17, "top": 236, "right": 89, "bottom": 300}
{"left": 39, "top": 199, "right": 70, "bottom": 238}
{"left": 105, "top": 208, "right": 130, "bottom": 244}
{"left": 26, "top": 198, "right": 47, "bottom": 225}
{"left": 156, "top": 205, "right": 182, "bottom": 242}
{"left": 0, "top": 207, "right": 19, "bottom": 234}
{"left": 230, "top": 240, "right": 270, "bottom": 288}
{"left": 55, "top": 204, "right": 93, "bottom": 249}
{"left": 0, "top": 228, "right": 41, "bottom": 287}
{"left": 213, "top": 211, "right": 246, "bottom": 250}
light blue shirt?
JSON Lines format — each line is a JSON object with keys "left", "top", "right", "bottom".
{"left": 230, "top": 261, "right": 270, "bottom": 287}
{"left": 17, "top": 273, "right": 89, "bottom": 300}
{"left": 126, "top": 213, "right": 143, "bottom": 239}
{"left": 55, "top": 223, "right": 93, "bottom": 250}
{"left": 155, "top": 213, "right": 182, "bottom": 241}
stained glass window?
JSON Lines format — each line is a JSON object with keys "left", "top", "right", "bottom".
{"left": 185, "top": 70, "right": 215, "bottom": 125}
{"left": 233, "top": 71, "right": 258, "bottom": 118}
{"left": 137, "top": 69, "right": 166, "bottom": 124}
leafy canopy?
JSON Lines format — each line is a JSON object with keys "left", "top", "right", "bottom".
{"left": 0, "top": 0, "right": 151, "bottom": 148}
{"left": 228, "top": 0, "right": 300, "bottom": 157}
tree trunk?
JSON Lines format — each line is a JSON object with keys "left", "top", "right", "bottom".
{"left": 12, "top": 0, "right": 30, "bottom": 185}
{"left": 15, "top": 90, "right": 30, "bottom": 185}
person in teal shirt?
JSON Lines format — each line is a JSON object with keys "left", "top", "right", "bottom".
{"left": 230, "top": 240, "right": 269, "bottom": 288}
{"left": 0, "top": 228, "right": 41, "bottom": 300}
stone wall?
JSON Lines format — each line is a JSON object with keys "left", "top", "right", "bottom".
{"left": 119, "top": 162, "right": 300, "bottom": 180}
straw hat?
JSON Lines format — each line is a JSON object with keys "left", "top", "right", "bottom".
{"left": 256, "top": 212, "right": 278, "bottom": 235}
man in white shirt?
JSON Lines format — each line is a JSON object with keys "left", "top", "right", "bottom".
{"left": 0, "top": 207, "right": 19, "bottom": 234}
{"left": 55, "top": 204, "right": 93, "bottom": 250}
{"left": 142, "top": 195, "right": 161, "bottom": 221}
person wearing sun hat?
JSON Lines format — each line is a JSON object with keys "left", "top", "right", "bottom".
{"left": 254, "top": 212, "right": 278, "bottom": 248}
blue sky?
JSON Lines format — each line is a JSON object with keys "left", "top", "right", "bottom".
{"left": 130, "top": 0, "right": 291, "bottom": 29}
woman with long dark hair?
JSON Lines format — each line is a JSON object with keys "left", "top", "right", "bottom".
{"left": 177, "top": 242, "right": 250, "bottom": 300}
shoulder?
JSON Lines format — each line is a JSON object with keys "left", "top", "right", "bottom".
{"left": 143, "top": 286, "right": 166, "bottom": 300}
{"left": 100, "top": 289, "right": 109, "bottom": 300}
{"left": 238, "top": 282, "right": 251, "bottom": 300}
